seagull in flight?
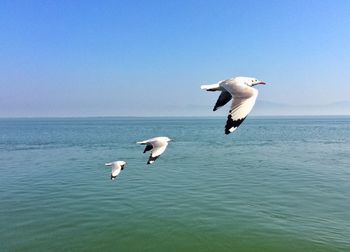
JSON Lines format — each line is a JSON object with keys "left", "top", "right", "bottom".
{"left": 105, "top": 161, "right": 127, "bottom": 180}
{"left": 137, "top": 137, "right": 172, "bottom": 164}
{"left": 201, "top": 76, "right": 266, "bottom": 134}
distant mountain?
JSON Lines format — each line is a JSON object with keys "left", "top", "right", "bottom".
{"left": 2, "top": 99, "right": 349, "bottom": 118}
{"left": 252, "top": 100, "right": 350, "bottom": 116}
{"left": 328, "top": 100, "right": 350, "bottom": 107}
{"left": 140, "top": 100, "right": 350, "bottom": 116}
{"left": 141, "top": 100, "right": 350, "bottom": 116}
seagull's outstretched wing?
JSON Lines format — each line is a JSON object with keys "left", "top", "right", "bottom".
{"left": 147, "top": 143, "right": 168, "bottom": 164}
{"left": 213, "top": 90, "right": 232, "bottom": 111}
{"left": 225, "top": 89, "right": 258, "bottom": 134}
{"left": 111, "top": 165, "right": 122, "bottom": 180}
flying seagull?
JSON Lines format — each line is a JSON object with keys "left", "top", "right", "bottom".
{"left": 105, "top": 161, "right": 127, "bottom": 180}
{"left": 201, "top": 76, "right": 266, "bottom": 134}
{"left": 137, "top": 137, "right": 172, "bottom": 164}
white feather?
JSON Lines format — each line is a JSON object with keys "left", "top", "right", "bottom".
{"left": 200, "top": 83, "right": 221, "bottom": 91}
{"left": 229, "top": 89, "right": 258, "bottom": 121}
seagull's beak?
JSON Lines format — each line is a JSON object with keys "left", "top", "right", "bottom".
{"left": 257, "top": 80, "right": 266, "bottom": 85}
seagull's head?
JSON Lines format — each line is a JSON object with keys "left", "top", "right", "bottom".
{"left": 237, "top": 77, "right": 266, "bottom": 87}
{"left": 116, "top": 161, "right": 127, "bottom": 168}
{"left": 118, "top": 161, "right": 127, "bottom": 166}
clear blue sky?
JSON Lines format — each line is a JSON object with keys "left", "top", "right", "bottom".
{"left": 1, "top": 0, "right": 350, "bottom": 116}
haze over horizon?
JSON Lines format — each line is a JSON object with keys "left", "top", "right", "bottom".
{"left": 1, "top": 0, "right": 350, "bottom": 117}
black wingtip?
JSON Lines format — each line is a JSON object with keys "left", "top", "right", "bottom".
{"left": 111, "top": 175, "right": 117, "bottom": 180}
{"left": 147, "top": 155, "right": 160, "bottom": 165}
{"left": 224, "top": 116, "right": 247, "bottom": 135}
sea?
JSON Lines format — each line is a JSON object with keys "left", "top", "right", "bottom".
{"left": 0, "top": 116, "right": 349, "bottom": 252}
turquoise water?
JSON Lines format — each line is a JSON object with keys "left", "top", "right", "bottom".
{"left": 1, "top": 117, "right": 350, "bottom": 251}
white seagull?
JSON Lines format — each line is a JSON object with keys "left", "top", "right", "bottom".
{"left": 137, "top": 137, "right": 172, "bottom": 164}
{"left": 201, "top": 76, "right": 266, "bottom": 134}
{"left": 105, "top": 161, "right": 127, "bottom": 180}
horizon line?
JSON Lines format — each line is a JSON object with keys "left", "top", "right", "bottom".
{"left": 1, "top": 114, "right": 350, "bottom": 119}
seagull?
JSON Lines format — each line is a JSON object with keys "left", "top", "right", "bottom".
{"left": 201, "top": 76, "right": 266, "bottom": 134}
{"left": 137, "top": 137, "right": 172, "bottom": 164}
{"left": 105, "top": 161, "right": 127, "bottom": 180}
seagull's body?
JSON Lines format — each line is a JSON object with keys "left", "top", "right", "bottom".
{"left": 105, "top": 161, "right": 127, "bottom": 180}
{"left": 201, "top": 76, "right": 266, "bottom": 134}
{"left": 137, "top": 136, "right": 172, "bottom": 164}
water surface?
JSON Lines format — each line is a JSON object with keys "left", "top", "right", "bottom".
{"left": 1, "top": 117, "right": 349, "bottom": 251}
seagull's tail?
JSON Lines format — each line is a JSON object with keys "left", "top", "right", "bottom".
{"left": 200, "top": 83, "right": 221, "bottom": 91}
{"left": 136, "top": 141, "right": 148, "bottom": 145}
{"left": 105, "top": 163, "right": 113, "bottom": 166}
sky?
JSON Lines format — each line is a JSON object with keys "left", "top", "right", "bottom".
{"left": 1, "top": 0, "right": 350, "bottom": 117}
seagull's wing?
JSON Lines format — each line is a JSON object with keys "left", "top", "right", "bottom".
{"left": 225, "top": 89, "right": 258, "bottom": 134}
{"left": 143, "top": 144, "right": 153, "bottom": 153}
{"left": 213, "top": 90, "right": 232, "bottom": 111}
{"left": 147, "top": 142, "right": 168, "bottom": 164}
{"left": 111, "top": 164, "right": 122, "bottom": 180}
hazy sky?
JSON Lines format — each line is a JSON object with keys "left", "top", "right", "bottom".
{"left": 1, "top": 0, "right": 350, "bottom": 117}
